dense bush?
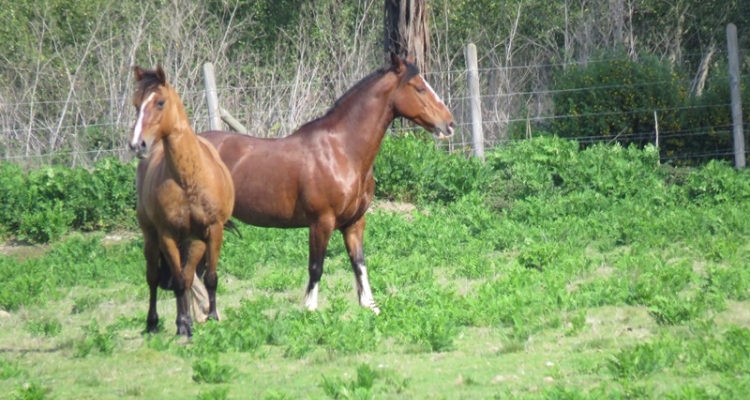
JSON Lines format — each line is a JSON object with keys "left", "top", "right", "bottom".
{"left": 550, "top": 50, "right": 750, "bottom": 164}
{"left": 552, "top": 52, "right": 684, "bottom": 146}
{"left": 0, "top": 158, "right": 137, "bottom": 242}
{"left": 374, "top": 133, "right": 491, "bottom": 204}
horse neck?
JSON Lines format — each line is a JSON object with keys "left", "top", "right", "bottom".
{"left": 330, "top": 74, "right": 398, "bottom": 169}
{"left": 161, "top": 109, "right": 203, "bottom": 186}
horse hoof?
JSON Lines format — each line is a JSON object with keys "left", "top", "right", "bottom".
{"left": 147, "top": 319, "right": 159, "bottom": 333}
{"left": 176, "top": 325, "right": 192, "bottom": 337}
{"left": 176, "top": 318, "right": 193, "bottom": 337}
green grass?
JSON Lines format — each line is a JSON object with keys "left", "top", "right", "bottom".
{"left": 1, "top": 205, "right": 749, "bottom": 398}
{"left": 2, "top": 137, "right": 750, "bottom": 398}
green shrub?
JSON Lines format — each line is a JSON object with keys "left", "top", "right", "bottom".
{"left": 24, "top": 318, "right": 62, "bottom": 337}
{"left": 607, "top": 335, "right": 681, "bottom": 379}
{"left": 192, "top": 355, "right": 236, "bottom": 384}
{"left": 0, "top": 358, "right": 26, "bottom": 380}
{"left": 11, "top": 381, "right": 50, "bottom": 400}
{"left": 0, "top": 158, "right": 137, "bottom": 243}
{"left": 196, "top": 387, "right": 230, "bottom": 400}
{"left": 374, "top": 134, "right": 491, "bottom": 204}
{"left": 552, "top": 51, "right": 684, "bottom": 148}
{"left": 679, "top": 160, "right": 750, "bottom": 205}
{"left": 0, "top": 235, "right": 143, "bottom": 311}
{"left": 320, "top": 363, "right": 378, "bottom": 400}
{"left": 74, "top": 320, "right": 117, "bottom": 357}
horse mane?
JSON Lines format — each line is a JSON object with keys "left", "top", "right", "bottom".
{"left": 329, "top": 60, "right": 420, "bottom": 111}
{"left": 290, "top": 59, "right": 420, "bottom": 133}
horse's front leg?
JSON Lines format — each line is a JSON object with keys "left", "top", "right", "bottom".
{"left": 144, "top": 229, "right": 161, "bottom": 333}
{"left": 304, "top": 218, "right": 335, "bottom": 311}
{"left": 160, "top": 235, "right": 194, "bottom": 337}
{"left": 341, "top": 216, "right": 380, "bottom": 315}
{"left": 203, "top": 223, "right": 224, "bottom": 321}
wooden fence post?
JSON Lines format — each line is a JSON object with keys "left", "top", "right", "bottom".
{"left": 203, "top": 63, "right": 222, "bottom": 131}
{"left": 465, "top": 43, "right": 484, "bottom": 161}
{"left": 727, "top": 23, "right": 745, "bottom": 168}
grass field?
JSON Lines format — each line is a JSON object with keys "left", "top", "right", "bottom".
{"left": 2, "top": 137, "right": 750, "bottom": 399}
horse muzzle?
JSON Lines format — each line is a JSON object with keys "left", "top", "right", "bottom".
{"left": 432, "top": 121, "right": 455, "bottom": 140}
{"left": 129, "top": 139, "right": 150, "bottom": 159}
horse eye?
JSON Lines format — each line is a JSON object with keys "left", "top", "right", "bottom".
{"left": 156, "top": 99, "right": 166, "bottom": 109}
{"left": 415, "top": 86, "right": 426, "bottom": 93}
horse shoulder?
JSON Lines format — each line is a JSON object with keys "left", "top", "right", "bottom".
{"left": 196, "top": 139, "right": 235, "bottom": 220}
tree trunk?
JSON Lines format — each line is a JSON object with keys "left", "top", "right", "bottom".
{"left": 690, "top": 41, "right": 716, "bottom": 97}
{"left": 384, "top": 0, "right": 430, "bottom": 72}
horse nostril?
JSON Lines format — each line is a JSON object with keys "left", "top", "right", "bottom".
{"left": 448, "top": 121, "right": 455, "bottom": 133}
{"left": 129, "top": 140, "right": 147, "bottom": 153}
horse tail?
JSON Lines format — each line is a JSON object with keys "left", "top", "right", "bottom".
{"left": 224, "top": 219, "right": 243, "bottom": 239}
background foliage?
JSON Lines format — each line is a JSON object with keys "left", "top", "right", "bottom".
{"left": 1, "top": 0, "right": 748, "bottom": 166}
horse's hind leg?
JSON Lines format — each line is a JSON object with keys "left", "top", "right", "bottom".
{"left": 341, "top": 216, "right": 380, "bottom": 315}
{"left": 203, "top": 224, "right": 225, "bottom": 321}
{"left": 144, "top": 231, "right": 161, "bottom": 333}
{"left": 304, "top": 218, "right": 335, "bottom": 311}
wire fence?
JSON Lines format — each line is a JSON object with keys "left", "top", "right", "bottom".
{"left": 1, "top": 55, "right": 748, "bottom": 167}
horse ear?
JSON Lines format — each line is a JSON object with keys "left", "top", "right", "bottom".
{"left": 390, "top": 52, "right": 404, "bottom": 73}
{"left": 133, "top": 66, "right": 145, "bottom": 82}
{"left": 156, "top": 65, "right": 167, "bottom": 85}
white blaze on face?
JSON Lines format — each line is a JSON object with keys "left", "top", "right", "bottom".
{"left": 131, "top": 92, "right": 156, "bottom": 148}
{"left": 423, "top": 79, "right": 446, "bottom": 107}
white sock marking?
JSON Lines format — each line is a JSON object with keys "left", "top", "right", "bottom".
{"left": 304, "top": 283, "right": 319, "bottom": 311}
{"left": 131, "top": 92, "right": 156, "bottom": 148}
{"left": 357, "top": 265, "right": 380, "bottom": 315}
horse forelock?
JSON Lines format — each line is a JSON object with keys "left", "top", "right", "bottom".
{"left": 398, "top": 63, "right": 420, "bottom": 88}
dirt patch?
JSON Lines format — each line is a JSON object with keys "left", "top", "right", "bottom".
{"left": 101, "top": 231, "right": 139, "bottom": 246}
{"left": 1, "top": 231, "right": 140, "bottom": 260}
{"left": 370, "top": 200, "right": 416, "bottom": 214}
{"left": 0, "top": 239, "right": 47, "bottom": 261}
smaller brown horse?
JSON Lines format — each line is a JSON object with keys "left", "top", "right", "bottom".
{"left": 130, "top": 66, "right": 235, "bottom": 336}
{"left": 201, "top": 53, "right": 454, "bottom": 315}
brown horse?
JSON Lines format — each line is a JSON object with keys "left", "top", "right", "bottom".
{"left": 130, "top": 66, "right": 235, "bottom": 336}
{"left": 200, "top": 54, "right": 454, "bottom": 315}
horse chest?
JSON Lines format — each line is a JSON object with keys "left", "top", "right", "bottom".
{"left": 153, "top": 184, "right": 213, "bottom": 233}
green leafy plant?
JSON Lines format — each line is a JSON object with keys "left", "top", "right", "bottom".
{"left": 320, "top": 364, "right": 378, "bottom": 400}
{"left": 24, "top": 318, "right": 62, "bottom": 337}
{"left": 74, "top": 320, "right": 117, "bottom": 357}
{"left": 192, "top": 355, "right": 236, "bottom": 384}
{"left": 12, "top": 381, "right": 49, "bottom": 400}
{"left": 607, "top": 336, "right": 681, "bottom": 380}
{"left": 0, "top": 358, "right": 26, "bottom": 380}
{"left": 196, "top": 386, "right": 230, "bottom": 400}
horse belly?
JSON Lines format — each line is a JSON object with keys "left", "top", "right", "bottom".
{"left": 232, "top": 197, "right": 308, "bottom": 228}
{"left": 228, "top": 162, "right": 310, "bottom": 228}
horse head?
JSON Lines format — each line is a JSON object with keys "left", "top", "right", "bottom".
{"left": 389, "top": 53, "right": 455, "bottom": 139}
{"left": 130, "top": 65, "right": 185, "bottom": 158}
